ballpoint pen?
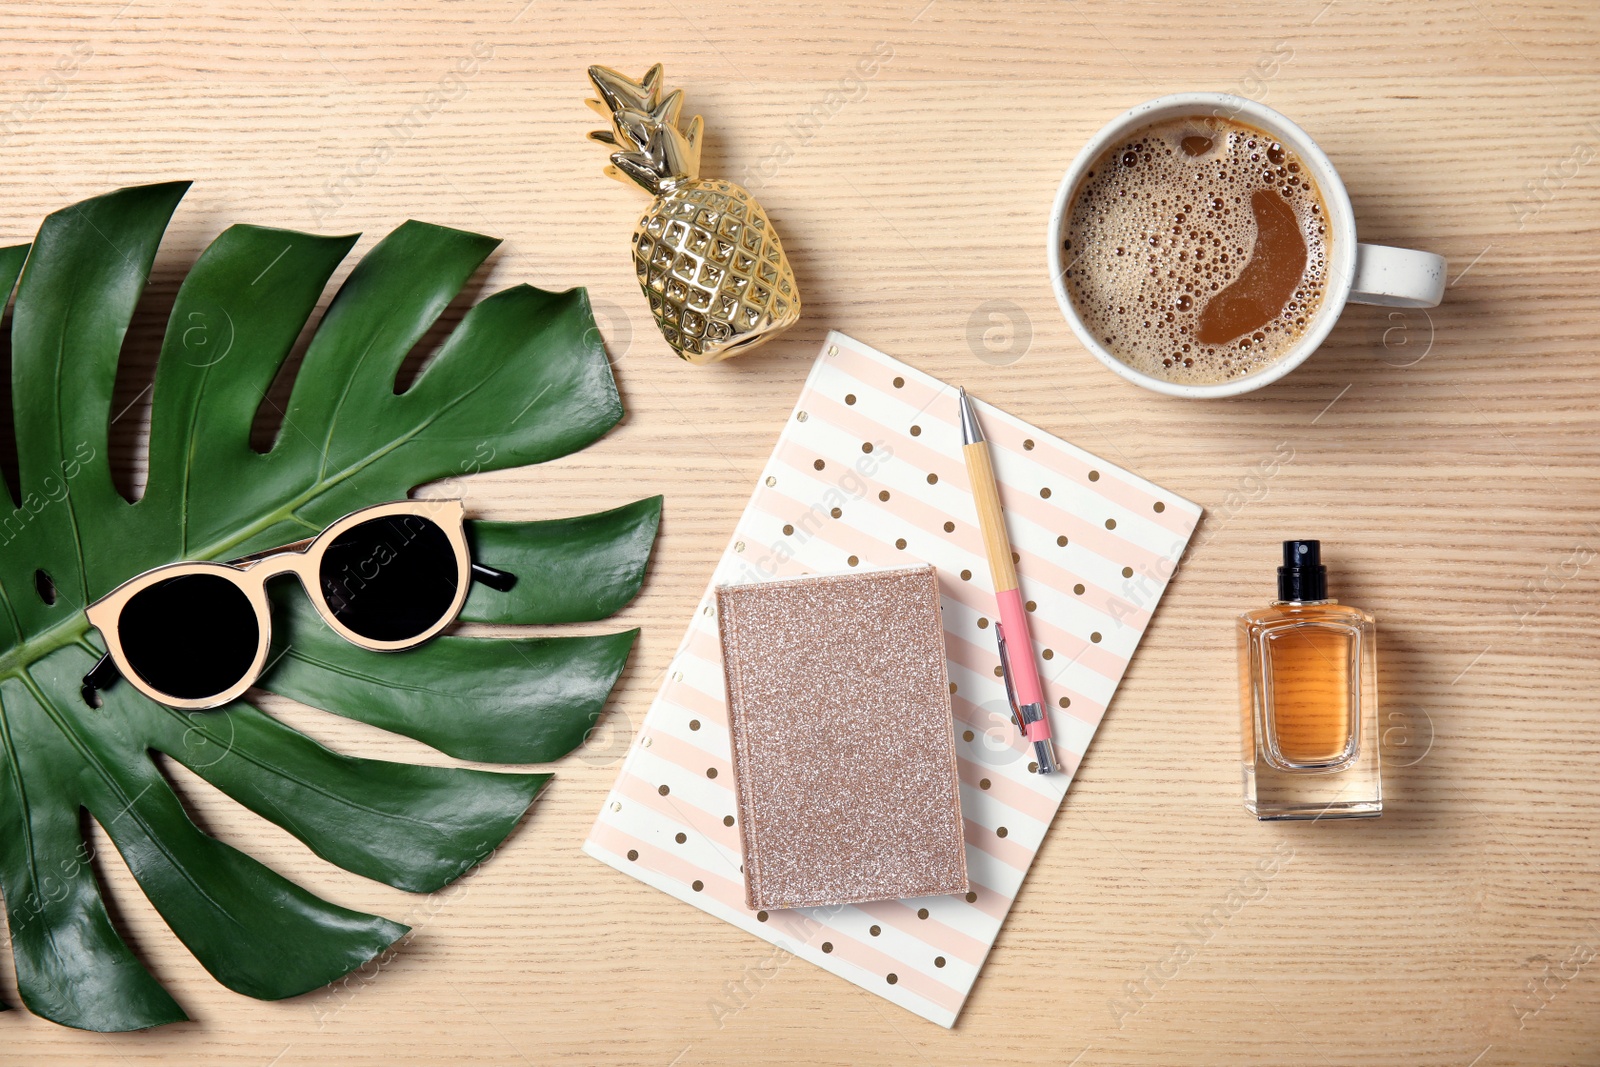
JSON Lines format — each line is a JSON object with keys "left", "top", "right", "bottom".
{"left": 957, "top": 387, "right": 1058, "bottom": 775}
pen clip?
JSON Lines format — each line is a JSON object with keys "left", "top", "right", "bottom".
{"left": 997, "top": 621, "right": 1058, "bottom": 775}
{"left": 993, "top": 622, "right": 1026, "bottom": 735}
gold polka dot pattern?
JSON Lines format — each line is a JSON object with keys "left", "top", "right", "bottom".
{"left": 585, "top": 334, "right": 1201, "bottom": 1026}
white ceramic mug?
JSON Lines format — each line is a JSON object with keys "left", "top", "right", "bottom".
{"left": 1047, "top": 93, "right": 1447, "bottom": 399}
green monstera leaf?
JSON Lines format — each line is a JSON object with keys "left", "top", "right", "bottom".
{"left": 0, "top": 182, "right": 659, "bottom": 1031}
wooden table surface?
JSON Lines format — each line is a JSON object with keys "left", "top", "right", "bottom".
{"left": 2, "top": 1, "right": 1598, "bottom": 1064}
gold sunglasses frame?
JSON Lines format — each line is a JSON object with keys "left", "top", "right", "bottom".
{"left": 85, "top": 499, "right": 471, "bottom": 711}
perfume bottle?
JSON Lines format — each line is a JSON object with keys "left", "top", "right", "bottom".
{"left": 1237, "top": 541, "right": 1382, "bottom": 820}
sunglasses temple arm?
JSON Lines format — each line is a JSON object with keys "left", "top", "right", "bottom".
{"left": 470, "top": 562, "right": 518, "bottom": 592}
{"left": 81, "top": 651, "right": 121, "bottom": 705}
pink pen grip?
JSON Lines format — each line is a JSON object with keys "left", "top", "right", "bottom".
{"left": 996, "top": 587, "right": 1051, "bottom": 740}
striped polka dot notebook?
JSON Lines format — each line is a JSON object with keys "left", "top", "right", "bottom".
{"left": 584, "top": 331, "right": 1201, "bottom": 1027}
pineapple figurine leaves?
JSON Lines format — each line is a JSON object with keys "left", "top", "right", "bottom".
{"left": 587, "top": 64, "right": 801, "bottom": 364}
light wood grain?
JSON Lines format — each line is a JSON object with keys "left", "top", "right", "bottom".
{"left": 1, "top": 1, "right": 1598, "bottom": 1064}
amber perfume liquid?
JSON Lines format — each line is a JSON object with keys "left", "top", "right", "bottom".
{"left": 1238, "top": 541, "right": 1381, "bottom": 820}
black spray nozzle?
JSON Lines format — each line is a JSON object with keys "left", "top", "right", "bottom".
{"left": 1277, "top": 539, "right": 1328, "bottom": 601}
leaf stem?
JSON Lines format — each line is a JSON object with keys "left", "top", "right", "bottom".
{"left": 0, "top": 615, "right": 92, "bottom": 680}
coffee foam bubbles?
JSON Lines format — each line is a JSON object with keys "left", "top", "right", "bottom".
{"left": 1063, "top": 116, "right": 1329, "bottom": 385}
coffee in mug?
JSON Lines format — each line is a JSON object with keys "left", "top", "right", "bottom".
{"left": 1049, "top": 94, "right": 1448, "bottom": 400}
{"left": 1063, "top": 115, "right": 1329, "bottom": 385}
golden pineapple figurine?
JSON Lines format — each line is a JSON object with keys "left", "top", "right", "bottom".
{"left": 586, "top": 64, "right": 800, "bottom": 363}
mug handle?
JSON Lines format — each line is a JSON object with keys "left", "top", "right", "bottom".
{"left": 1349, "top": 243, "right": 1447, "bottom": 308}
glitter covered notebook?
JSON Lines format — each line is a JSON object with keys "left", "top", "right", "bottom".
{"left": 717, "top": 566, "right": 968, "bottom": 911}
{"left": 585, "top": 331, "right": 1201, "bottom": 1027}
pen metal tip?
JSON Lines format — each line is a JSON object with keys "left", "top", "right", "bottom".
{"left": 956, "top": 385, "right": 983, "bottom": 445}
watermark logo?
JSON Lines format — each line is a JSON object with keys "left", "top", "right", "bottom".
{"left": 727, "top": 440, "right": 895, "bottom": 585}
{"left": 1109, "top": 840, "right": 1295, "bottom": 1028}
{"left": 707, "top": 903, "right": 846, "bottom": 1028}
{"left": 176, "top": 709, "right": 239, "bottom": 769}
{"left": 1211, "top": 41, "right": 1295, "bottom": 120}
{"left": 740, "top": 42, "right": 893, "bottom": 189}
{"left": 309, "top": 42, "right": 496, "bottom": 223}
{"left": 577, "top": 705, "right": 636, "bottom": 767}
{"left": 1381, "top": 706, "right": 1434, "bottom": 768}
{"left": 309, "top": 841, "right": 498, "bottom": 1028}
{"left": 1512, "top": 541, "right": 1595, "bottom": 628}
{"left": 1511, "top": 122, "right": 1600, "bottom": 230}
{"left": 1375, "top": 307, "right": 1434, "bottom": 368}
{"left": 179, "top": 306, "right": 237, "bottom": 368}
{"left": 0, "top": 442, "right": 96, "bottom": 549}
{"left": 0, "top": 41, "right": 94, "bottom": 146}
{"left": 586, "top": 297, "right": 635, "bottom": 367}
{"left": 1510, "top": 930, "right": 1598, "bottom": 1031}
{"left": 0, "top": 838, "right": 98, "bottom": 950}
{"left": 966, "top": 300, "right": 1032, "bottom": 367}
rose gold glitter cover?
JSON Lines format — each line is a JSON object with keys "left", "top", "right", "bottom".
{"left": 716, "top": 564, "right": 968, "bottom": 910}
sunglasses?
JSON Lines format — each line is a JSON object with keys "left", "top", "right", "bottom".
{"left": 82, "top": 499, "right": 515, "bottom": 711}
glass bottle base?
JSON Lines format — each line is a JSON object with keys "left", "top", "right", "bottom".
{"left": 1242, "top": 764, "right": 1383, "bottom": 821}
{"left": 1244, "top": 798, "right": 1384, "bottom": 821}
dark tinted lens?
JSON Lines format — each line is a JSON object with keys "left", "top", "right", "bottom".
{"left": 319, "top": 514, "right": 459, "bottom": 642}
{"left": 118, "top": 573, "right": 260, "bottom": 700}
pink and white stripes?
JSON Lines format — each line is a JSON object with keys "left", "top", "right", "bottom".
{"left": 585, "top": 332, "right": 1200, "bottom": 1027}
